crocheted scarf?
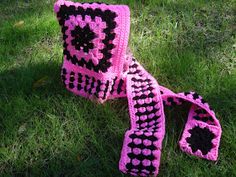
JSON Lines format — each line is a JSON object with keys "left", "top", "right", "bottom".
{"left": 54, "top": 1, "right": 222, "bottom": 176}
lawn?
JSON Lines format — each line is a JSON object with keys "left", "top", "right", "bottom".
{"left": 0, "top": 0, "right": 235, "bottom": 176}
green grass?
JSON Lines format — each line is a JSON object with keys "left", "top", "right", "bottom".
{"left": 0, "top": 0, "right": 236, "bottom": 176}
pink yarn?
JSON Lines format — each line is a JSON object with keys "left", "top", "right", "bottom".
{"left": 54, "top": 1, "right": 222, "bottom": 176}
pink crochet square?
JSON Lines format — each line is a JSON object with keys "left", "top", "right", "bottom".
{"left": 179, "top": 120, "right": 221, "bottom": 161}
{"left": 54, "top": 0, "right": 130, "bottom": 102}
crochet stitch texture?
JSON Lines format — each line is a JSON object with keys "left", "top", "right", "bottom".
{"left": 54, "top": 1, "right": 222, "bottom": 176}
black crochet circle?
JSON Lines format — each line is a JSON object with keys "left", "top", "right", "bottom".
{"left": 186, "top": 126, "right": 215, "bottom": 155}
{"left": 71, "top": 24, "right": 96, "bottom": 53}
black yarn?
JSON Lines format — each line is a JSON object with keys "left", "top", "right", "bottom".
{"left": 192, "top": 93, "right": 200, "bottom": 100}
{"left": 186, "top": 126, "right": 215, "bottom": 155}
{"left": 71, "top": 24, "right": 96, "bottom": 53}
{"left": 117, "top": 79, "right": 124, "bottom": 94}
{"left": 110, "top": 77, "right": 117, "bottom": 94}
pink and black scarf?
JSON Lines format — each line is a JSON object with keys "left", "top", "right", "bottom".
{"left": 54, "top": 1, "right": 222, "bottom": 176}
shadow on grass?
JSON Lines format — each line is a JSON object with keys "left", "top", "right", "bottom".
{"left": 1, "top": 58, "right": 234, "bottom": 177}
{"left": 0, "top": 61, "right": 130, "bottom": 177}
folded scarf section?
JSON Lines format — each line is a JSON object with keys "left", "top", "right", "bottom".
{"left": 54, "top": 1, "right": 222, "bottom": 176}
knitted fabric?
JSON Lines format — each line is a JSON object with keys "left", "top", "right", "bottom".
{"left": 54, "top": 1, "right": 222, "bottom": 176}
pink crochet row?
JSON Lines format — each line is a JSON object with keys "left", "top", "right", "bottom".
{"left": 54, "top": 1, "right": 222, "bottom": 176}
